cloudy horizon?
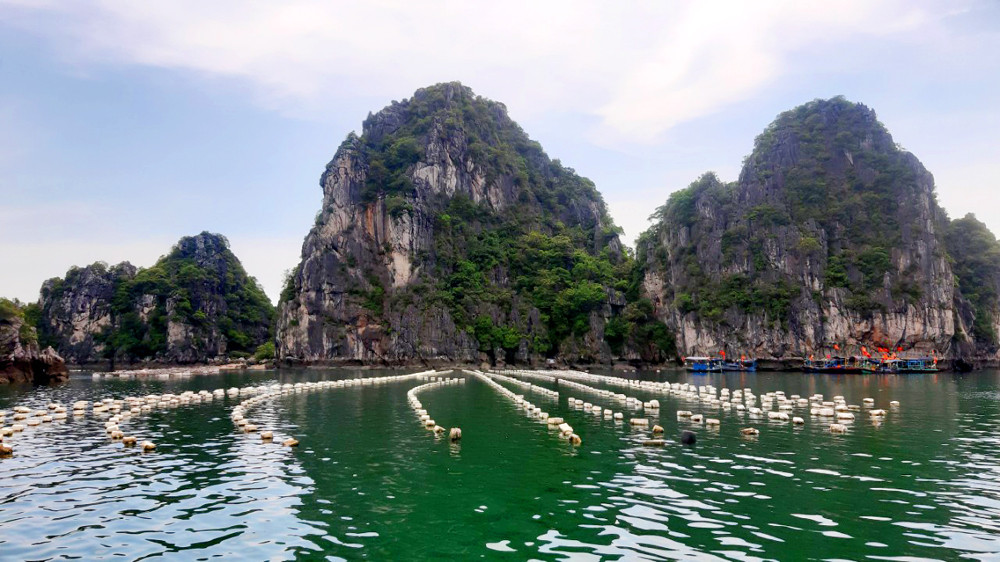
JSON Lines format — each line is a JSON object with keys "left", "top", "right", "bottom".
{"left": 1, "top": 0, "right": 998, "bottom": 303}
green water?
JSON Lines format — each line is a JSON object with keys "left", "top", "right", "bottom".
{"left": 2, "top": 368, "right": 1000, "bottom": 560}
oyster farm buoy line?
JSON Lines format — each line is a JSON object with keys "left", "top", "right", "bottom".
{"left": 0, "top": 368, "right": 902, "bottom": 461}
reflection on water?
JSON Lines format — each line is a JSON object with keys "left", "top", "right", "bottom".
{"left": 0, "top": 369, "right": 999, "bottom": 560}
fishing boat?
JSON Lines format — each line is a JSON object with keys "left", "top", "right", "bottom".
{"left": 878, "top": 359, "right": 903, "bottom": 374}
{"left": 802, "top": 356, "right": 863, "bottom": 374}
{"left": 898, "top": 358, "right": 939, "bottom": 373}
{"left": 860, "top": 357, "right": 882, "bottom": 373}
{"left": 721, "top": 358, "right": 757, "bottom": 372}
{"left": 684, "top": 357, "right": 722, "bottom": 373}
{"left": 860, "top": 356, "right": 938, "bottom": 374}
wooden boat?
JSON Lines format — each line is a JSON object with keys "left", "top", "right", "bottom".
{"left": 879, "top": 359, "right": 903, "bottom": 374}
{"left": 721, "top": 359, "right": 757, "bottom": 372}
{"left": 802, "top": 356, "right": 863, "bottom": 374}
{"left": 685, "top": 357, "right": 722, "bottom": 373}
{"left": 860, "top": 357, "right": 937, "bottom": 374}
{"left": 897, "top": 358, "right": 939, "bottom": 373}
{"left": 860, "top": 357, "right": 882, "bottom": 373}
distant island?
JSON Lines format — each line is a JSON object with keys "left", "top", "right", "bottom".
{"left": 4, "top": 83, "right": 998, "bottom": 380}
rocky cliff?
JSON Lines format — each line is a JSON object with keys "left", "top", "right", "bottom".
{"left": 946, "top": 214, "right": 1000, "bottom": 362}
{"left": 638, "top": 97, "right": 999, "bottom": 362}
{"left": 277, "top": 82, "right": 673, "bottom": 365}
{"left": 39, "top": 232, "right": 275, "bottom": 365}
{"left": 0, "top": 299, "right": 68, "bottom": 384}
{"left": 37, "top": 261, "right": 137, "bottom": 364}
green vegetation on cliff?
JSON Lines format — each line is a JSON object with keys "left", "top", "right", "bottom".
{"left": 641, "top": 173, "right": 797, "bottom": 327}
{"left": 946, "top": 214, "right": 1000, "bottom": 346}
{"left": 641, "top": 97, "right": 942, "bottom": 331}
{"left": 41, "top": 233, "right": 274, "bottom": 364}
{"left": 0, "top": 298, "right": 39, "bottom": 345}
{"left": 290, "top": 82, "right": 675, "bottom": 363}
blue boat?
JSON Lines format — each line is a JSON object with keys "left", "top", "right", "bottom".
{"left": 871, "top": 357, "right": 938, "bottom": 374}
{"left": 721, "top": 359, "right": 757, "bottom": 372}
{"left": 685, "top": 357, "right": 722, "bottom": 373}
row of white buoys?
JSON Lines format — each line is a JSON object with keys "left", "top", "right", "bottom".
{"left": 90, "top": 365, "right": 226, "bottom": 380}
{"left": 468, "top": 370, "right": 579, "bottom": 445}
{"left": 406, "top": 377, "right": 465, "bottom": 440}
{"left": 556, "top": 379, "right": 626, "bottom": 422}
{"left": 4, "top": 382, "right": 309, "bottom": 457}
{"left": 485, "top": 372, "right": 558, "bottom": 400}
{"left": 504, "top": 369, "right": 903, "bottom": 438}
{"left": 499, "top": 370, "right": 557, "bottom": 384}
{"left": 231, "top": 383, "right": 296, "bottom": 446}
{"left": 231, "top": 370, "right": 447, "bottom": 447}
{"left": 556, "top": 377, "right": 643, "bottom": 409}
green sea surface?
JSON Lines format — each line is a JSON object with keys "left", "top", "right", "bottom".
{"left": 1, "top": 368, "right": 998, "bottom": 561}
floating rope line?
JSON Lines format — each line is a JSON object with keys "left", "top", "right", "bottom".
{"left": 234, "top": 370, "right": 446, "bottom": 446}
{"left": 466, "top": 370, "right": 579, "bottom": 446}
{"left": 407, "top": 374, "right": 465, "bottom": 440}
{"left": 497, "top": 369, "right": 901, "bottom": 438}
{"left": 484, "top": 372, "right": 559, "bottom": 401}
{"left": 553, "top": 378, "right": 625, "bottom": 422}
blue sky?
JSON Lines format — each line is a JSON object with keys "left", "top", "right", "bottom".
{"left": 1, "top": 1, "right": 998, "bottom": 303}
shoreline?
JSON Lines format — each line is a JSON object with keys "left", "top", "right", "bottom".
{"left": 66, "top": 357, "right": 1000, "bottom": 379}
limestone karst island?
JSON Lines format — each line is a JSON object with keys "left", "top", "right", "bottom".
{"left": 2, "top": 4, "right": 1000, "bottom": 560}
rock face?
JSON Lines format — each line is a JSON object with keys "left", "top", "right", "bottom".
{"left": 638, "top": 97, "right": 999, "bottom": 362}
{"left": 946, "top": 214, "right": 1000, "bottom": 363}
{"left": 39, "top": 232, "right": 275, "bottom": 365}
{"left": 37, "top": 262, "right": 137, "bottom": 364}
{"left": 277, "top": 82, "right": 663, "bottom": 365}
{"left": 0, "top": 307, "right": 68, "bottom": 384}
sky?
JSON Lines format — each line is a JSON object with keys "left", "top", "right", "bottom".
{"left": 1, "top": 0, "right": 998, "bottom": 304}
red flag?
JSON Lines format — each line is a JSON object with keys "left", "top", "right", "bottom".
{"left": 719, "top": 350, "right": 726, "bottom": 358}
{"left": 897, "top": 346, "right": 903, "bottom": 352}
{"left": 826, "top": 354, "right": 831, "bottom": 359}
{"left": 833, "top": 344, "right": 840, "bottom": 351}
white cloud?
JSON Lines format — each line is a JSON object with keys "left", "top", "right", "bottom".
{"left": 0, "top": 0, "right": 993, "bottom": 306}
{"left": 0, "top": 0, "right": 958, "bottom": 142}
